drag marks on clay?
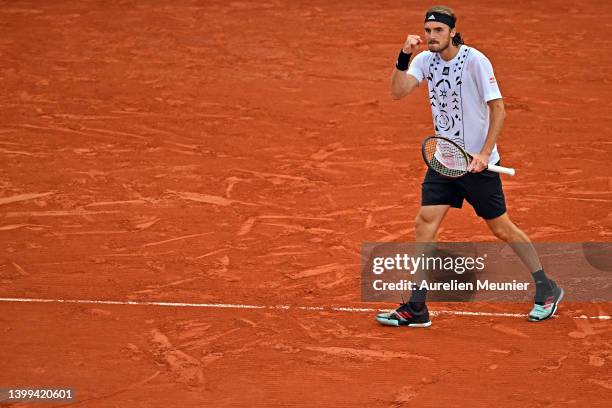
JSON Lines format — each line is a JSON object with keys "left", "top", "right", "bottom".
{"left": 0, "top": 146, "right": 47, "bottom": 157}
{"left": 258, "top": 215, "right": 335, "bottom": 222}
{"left": 305, "top": 346, "right": 433, "bottom": 362}
{"left": 16, "top": 123, "right": 203, "bottom": 160}
{"left": 84, "top": 199, "right": 148, "bottom": 208}
{"left": 165, "top": 190, "right": 247, "bottom": 207}
{"left": 490, "top": 323, "right": 530, "bottom": 339}
{"left": 142, "top": 317, "right": 277, "bottom": 387}
{"left": 569, "top": 316, "right": 612, "bottom": 338}
{"left": 149, "top": 328, "right": 205, "bottom": 386}
{"left": 377, "top": 227, "right": 416, "bottom": 242}
{"left": 531, "top": 194, "right": 612, "bottom": 203}
{"left": 232, "top": 168, "right": 313, "bottom": 184}
{"left": 0, "top": 260, "right": 29, "bottom": 280}
{"left": 537, "top": 354, "right": 568, "bottom": 371}
{"left": 0, "top": 192, "right": 55, "bottom": 206}
{"left": 53, "top": 230, "right": 130, "bottom": 236}
{"left": 287, "top": 262, "right": 346, "bottom": 280}
{"left": 0, "top": 223, "right": 49, "bottom": 231}
{"left": 50, "top": 113, "right": 127, "bottom": 121}
{"left": 193, "top": 248, "right": 229, "bottom": 260}
{"left": 127, "top": 215, "right": 161, "bottom": 231}
{"left": 588, "top": 355, "right": 606, "bottom": 368}
{"left": 131, "top": 277, "right": 205, "bottom": 296}
{"left": 589, "top": 379, "right": 612, "bottom": 391}
{"left": 59, "top": 371, "right": 162, "bottom": 407}
{"left": 224, "top": 176, "right": 242, "bottom": 198}
{"left": 141, "top": 232, "right": 212, "bottom": 248}
{"left": 309, "top": 142, "right": 346, "bottom": 161}
{"left": 562, "top": 315, "right": 612, "bottom": 388}
{"left": 5, "top": 209, "right": 120, "bottom": 217}
{"left": 134, "top": 309, "right": 436, "bottom": 391}
{"left": 236, "top": 216, "right": 257, "bottom": 236}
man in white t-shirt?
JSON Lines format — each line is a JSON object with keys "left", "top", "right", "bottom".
{"left": 375, "top": 6, "right": 564, "bottom": 327}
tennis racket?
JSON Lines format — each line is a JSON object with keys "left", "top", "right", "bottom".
{"left": 421, "top": 135, "right": 515, "bottom": 178}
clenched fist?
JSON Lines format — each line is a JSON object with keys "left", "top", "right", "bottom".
{"left": 403, "top": 35, "right": 422, "bottom": 54}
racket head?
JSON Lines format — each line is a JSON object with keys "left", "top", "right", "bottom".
{"left": 421, "top": 136, "right": 471, "bottom": 178}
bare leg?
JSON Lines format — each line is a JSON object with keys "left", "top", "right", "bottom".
{"left": 485, "top": 213, "right": 542, "bottom": 272}
{"left": 486, "top": 213, "right": 565, "bottom": 321}
{"left": 415, "top": 205, "right": 451, "bottom": 242}
{"left": 410, "top": 205, "right": 451, "bottom": 303}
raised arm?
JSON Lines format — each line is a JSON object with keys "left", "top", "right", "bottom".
{"left": 390, "top": 35, "right": 422, "bottom": 99}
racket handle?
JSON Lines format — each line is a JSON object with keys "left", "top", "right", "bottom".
{"left": 487, "top": 163, "right": 515, "bottom": 176}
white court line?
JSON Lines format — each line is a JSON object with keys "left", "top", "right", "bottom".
{"left": 0, "top": 297, "right": 609, "bottom": 320}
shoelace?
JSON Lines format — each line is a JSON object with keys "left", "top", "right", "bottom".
{"left": 396, "top": 295, "right": 410, "bottom": 312}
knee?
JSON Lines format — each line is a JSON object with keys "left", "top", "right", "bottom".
{"left": 415, "top": 211, "right": 435, "bottom": 231}
{"left": 489, "top": 222, "right": 514, "bottom": 242}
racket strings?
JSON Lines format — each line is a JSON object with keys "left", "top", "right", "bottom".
{"left": 423, "top": 138, "right": 469, "bottom": 178}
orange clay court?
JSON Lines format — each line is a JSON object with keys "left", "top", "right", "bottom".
{"left": 0, "top": 1, "right": 611, "bottom": 407}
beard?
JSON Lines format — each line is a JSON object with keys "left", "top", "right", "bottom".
{"left": 427, "top": 39, "right": 450, "bottom": 53}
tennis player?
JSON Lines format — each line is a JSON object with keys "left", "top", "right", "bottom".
{"left": 376, "top": 6, "right": 564, "bottom": 327}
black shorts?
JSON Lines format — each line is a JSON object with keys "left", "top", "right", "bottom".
{"left": 421, "top": 163, "right": 507, "bottom": 220}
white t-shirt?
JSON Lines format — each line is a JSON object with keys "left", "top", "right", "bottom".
{"left": 407, "top": 45, "right": 502, "bottom": 164}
